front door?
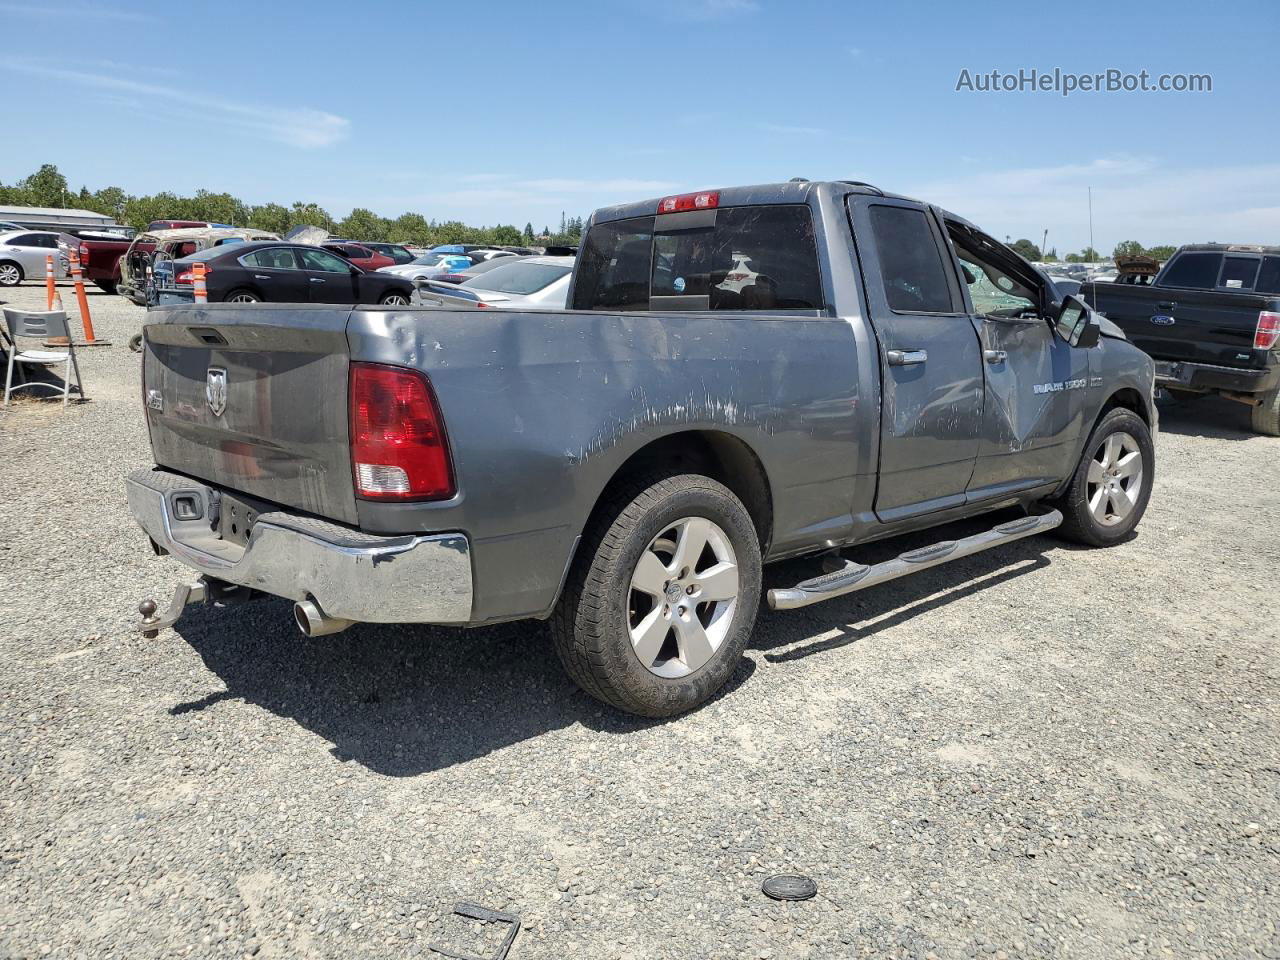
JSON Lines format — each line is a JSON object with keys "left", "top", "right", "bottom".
{"left": 943, "top": 222, "right": 1090, "bottom": 497}
{"left": 239, "top": 246, "right": 310, "bottom": 303}
{"left": 849, "top": 197, "right": 985, "bottom": 522}
{"left": 297, "top": 247, "right": 361, "bottom": 303}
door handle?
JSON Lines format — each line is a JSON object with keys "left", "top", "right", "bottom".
{"left": 887, "top": 349, "right": 927, "bottom": 366}
{"left": 309, "top": 277, "right": 325, "bottom": 283}
{"left": 984, "top": 349, "right": 1007, "bottom": 364}
{"left": 1156, "top": 301, "right": 1177, "bottom": 310}
{"left": 253, "top": 274, "right": 271, "bottom": 280}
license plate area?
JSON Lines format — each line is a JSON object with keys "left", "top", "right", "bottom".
{"left": 217, "top": 492, "right": 260, "bottom": 548}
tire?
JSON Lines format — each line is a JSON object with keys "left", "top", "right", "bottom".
{"left": 225, "top": 289, "right": 260, "bottom": 303}
{"left": 94, "top": 279, "right": 117, "bottom": 295}
{"left": 0, "top": 261, "right": 22, "bottom": 287}
{"left": 379, "top": 292, "right": 411, "bottom": 306}
{"left": 551, "top": 474, "right": 762, "bottom": 717}
{"left": 1249, "top": 386, "right": 1280, "bottom": 436}
{"left": 1054, "top": 408, "right": 1154, "bottom": 546}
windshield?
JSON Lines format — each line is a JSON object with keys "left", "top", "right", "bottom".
{"left": 462, "top": 261, "right": 572, "bottom": 295}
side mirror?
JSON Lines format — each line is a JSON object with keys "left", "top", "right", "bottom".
{"left": 1056, "top": 294, "right": 1101, "bottom": 348}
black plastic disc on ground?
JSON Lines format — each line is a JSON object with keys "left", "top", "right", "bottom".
{"left": 762, "top": 874, "right": 818, "bottom": 901}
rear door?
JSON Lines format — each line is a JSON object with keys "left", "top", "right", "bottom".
{"left": 298, "top": 247, "right": 362, "bottom": 303}
{"left": 239, "top": 247, "right": 310, "bottom": 303}
{"left": 848, "top": 197, "right": 984, "bottom": 521}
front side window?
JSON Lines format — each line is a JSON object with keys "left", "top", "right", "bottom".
{"left": 868, "top": 205, "right": 955, "bottom": 314}
{"left": 1161, "top": 252, "right": 1223, "bottom": 289}
{"left": 299, "top": 248, "right": 352, "bottom": 273}
{"left": 947, "top": 226, "right": 1039, "bottom": 317}
{"left": 1219, "top": 256, "right": 1259, "bottom": 290}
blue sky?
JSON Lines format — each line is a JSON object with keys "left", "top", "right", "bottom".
{"left": 1, "top": 0, "right": 1276, "bottom": 253}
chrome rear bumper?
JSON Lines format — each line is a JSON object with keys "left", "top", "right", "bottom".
{"left": 126, "top": 468, "right": 472, "bottom": 624}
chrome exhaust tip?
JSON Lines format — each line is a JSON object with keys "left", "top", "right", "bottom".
{"left": 293, "top": 599, "right": 353, "bottom": 637}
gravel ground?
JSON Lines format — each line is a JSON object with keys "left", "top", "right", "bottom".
{"left": 1, "top": 280, "right": 1277, "bottom": 960}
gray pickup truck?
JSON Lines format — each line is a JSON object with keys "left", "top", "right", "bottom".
{"left": 128, "top": 179, "right": 1157, "bottom": 717}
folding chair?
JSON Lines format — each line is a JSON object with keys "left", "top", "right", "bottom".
{"left": 2, "top": 308, "right": 86, "bottom": 407}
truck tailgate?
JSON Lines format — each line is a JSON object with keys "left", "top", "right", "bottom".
{"left": 1087, "top": 282, "right": 1273, "bottom": 368}
{"left": 142, "top": 304, "right": 358, "bottom": 524}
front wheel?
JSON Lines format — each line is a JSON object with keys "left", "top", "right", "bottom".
{"left": 551, "top": 474, "right": 762, "bottom": 717}
{"left": 1054, "top": 408, "right": 1154, "bottom": 546}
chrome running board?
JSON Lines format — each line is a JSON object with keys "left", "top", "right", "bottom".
{"left": 767, "top": 510, "right": 1063, "bottom": 611}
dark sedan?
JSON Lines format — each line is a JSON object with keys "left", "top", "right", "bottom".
{"left": 166, "top": 243, "right": 415, "bottom": 305}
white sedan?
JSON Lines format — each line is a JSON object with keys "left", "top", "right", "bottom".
{"left": 451, "top": 256, "right": 575, "bottom": 309}
{"left": 377, "top": 251, "right": 476, "bottom": 282}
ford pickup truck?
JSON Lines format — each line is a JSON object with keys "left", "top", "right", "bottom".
{"left": 127, "top": 179, "right": 1157, "bottom": 717}
{"left": 1084, "top": 243, "right": 1280, "bottom": 434}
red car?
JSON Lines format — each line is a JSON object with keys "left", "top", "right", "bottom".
{"left": 322, "top": 242, "right": 394, "bottom": 272}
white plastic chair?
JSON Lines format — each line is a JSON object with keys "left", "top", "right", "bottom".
{"left": 2, "top": 308, "right": 85, "bottom": 407}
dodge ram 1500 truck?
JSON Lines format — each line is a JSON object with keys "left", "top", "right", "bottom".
{"left": 127, "top": 179, "right": 1157, "bottom": 717}
{"left": 1084, "top": 243, "right": 1280, "bottom": 434}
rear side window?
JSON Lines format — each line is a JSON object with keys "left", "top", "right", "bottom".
{"left": 1256, "top": 256, "right": 1280, "bottom": 295}
{"left": 572, "top": 216, "right": 655, "bottom": 311}
{"left": 243, "top": 248, "right": 299, "bottom": 270}
{"left": 1161, "top": 252, "right": 1223, "bottom": 289}
{"left": 1219, "top": 256, "right": 1259, "bottom": 290}
{"left": 868, "top": 205, "right": 956, "bottom": 313}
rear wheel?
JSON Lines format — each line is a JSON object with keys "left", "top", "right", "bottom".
{"left": 1054, "top": 408, "right": 1154, "bottom": 546}
{"left": 379, "top": 292, "right": 410, "bottom": 306}
{"left": 551, "top": 474, "right": 762, "bottom": 717}
{"left": 225, "top": 289, "right": 260, "bottom": 303}
{"left": 0, "top": 262, "right": 22, "bottom": 286}
{"left": 1249, "top": 386, "right": 1280, "bottom": 436}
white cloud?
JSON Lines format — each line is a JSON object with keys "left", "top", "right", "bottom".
{"left": 905, "top": 155, "right": 1280, "bottom": 254}
{"left": 0, "top": 61, "right": 349, "bottom": 149}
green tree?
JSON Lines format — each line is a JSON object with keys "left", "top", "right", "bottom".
{"left": 1112, "top": 240, "right": 1146, "bottom": 258}
{"left": 490, "top": 224, "right": 523, "bottom": 245}
{"left": 1010, "top": 238, "right": 1042, "bottom": 261}
{"left": 289, "top": 201, "right": 336, "bottom": 231}
{"left": 338, "top": 207, "right": 388, "bottom": 241}
{"left": 247, "top": 202, "right": 293, "bottom": 235}
{"left": 90, "top": 186, "right": 127, "bottom": 218}
{"left": 1146, "top": 245, "right": 1177, "bottom": 261}
{"left": 19, "top": 163, "right": 69, "bottom": 206}
{"left": 1078, "top": 246, "right": 1101, "bottom": 262}
{"left": 522, "top": 222, "right": 535, "bottom": 243}
{"left": 391, "top": 212, "right": 432, "bottom": 246}
{"left": 1043, "top": 248, "right": 1058, "bottom": 261}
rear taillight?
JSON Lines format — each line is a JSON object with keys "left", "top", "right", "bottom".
{"left": 1255, "top": 311, "right": 1280, "bottom": 350}
{"left": 174, "top": 268, "right": 209, "bottom": 284}
{"left": 657, "top": 190, "right": 720, "bottom": 214}
{"left": 78, "top": 243, "right": 89, "bottom": 262}
{"left": 349, "top": 363, "right": 454, "bottom": 501}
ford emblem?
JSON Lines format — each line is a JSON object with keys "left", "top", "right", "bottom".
{"left": 1150, "top": 315, "right": 1175, "bottom": 326}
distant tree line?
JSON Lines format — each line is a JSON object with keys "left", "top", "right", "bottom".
{"left": 1008, "top": 237, "right": 1178, "bottom": 264}
{"left": 0, "top": 164, "right": 585, "bottom": 247}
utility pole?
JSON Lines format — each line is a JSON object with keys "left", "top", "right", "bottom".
{"left": 1042, "top": 228, "right": 1048, "bottom": 259}
{"left": 1088, "top": 187, "right": 1095, "bottom": 261}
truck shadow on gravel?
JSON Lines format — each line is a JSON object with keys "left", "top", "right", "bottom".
{"left": 751, "top": 509, "right": 1068, "bottom": 663}
{"left": 1155, "top": 395, "right": 1259, "bottom": 440}
{"left": 167, "top": 605, "right": 755, "bottom": 777}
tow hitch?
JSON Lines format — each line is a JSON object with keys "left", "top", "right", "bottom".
{"left": 137, "top": 577, "right": 258, "bottom": 638}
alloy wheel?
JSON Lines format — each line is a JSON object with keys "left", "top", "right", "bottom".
{"left": 1086, "top": 431, "right": 1144, "bottom": 527}
{"left": 0, "top": 264, "right": 19, "bottom": 286}
{"left": 628, "top": 516, "right": 739, "bottom": 679}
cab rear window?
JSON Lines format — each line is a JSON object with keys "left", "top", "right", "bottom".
{"left": 1160, "top": 252, "right": 1223, "bottom": 289}
{"left": 572, "top": 204, "right": 824, "bottom": 312}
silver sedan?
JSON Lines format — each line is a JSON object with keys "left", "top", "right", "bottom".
{"left": 0, "top": 230, "right": 68, "bottom": 286}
